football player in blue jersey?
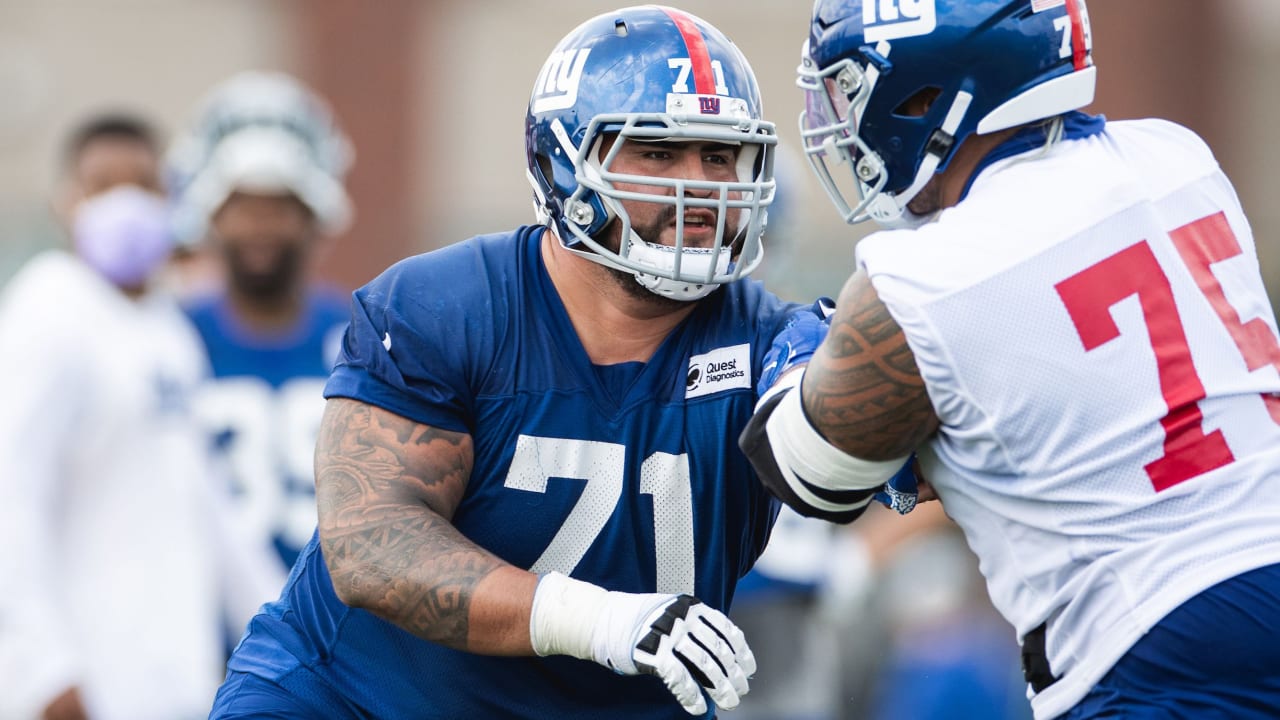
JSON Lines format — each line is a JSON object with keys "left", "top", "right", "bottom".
{"left": 207, "top": 6, "right": 837, "bottom": 719}
{"left": 167, "top": 72, "right": 354, "bottom": 576}
{"left": 742, "top": 2, "right": 1280, "bottom": 719}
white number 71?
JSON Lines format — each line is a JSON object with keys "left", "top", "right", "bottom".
{"left": 504, "top": 435, "right": 696, "bottom": 594}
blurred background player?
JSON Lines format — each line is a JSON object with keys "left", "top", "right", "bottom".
{"left": 833, "top": 504, "right": 1030, "bottom": 720}
{"left": 167, "top": 71, "right": 354, "bottom": 575}
{"left": 723, "top": 504, "right": 844, "bottom": 720}
{"left": 728, "top": 503, "right": 1029, "bottom": 720}
{"left": 0, "top": 112, "right": 278, "bottom": 720}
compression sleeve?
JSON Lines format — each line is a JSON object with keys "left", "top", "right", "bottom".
{"left": 740, "top": 371, "right": 908, "bottom": 523}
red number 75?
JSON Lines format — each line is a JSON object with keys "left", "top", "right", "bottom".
{"left": 1055, "top": 212, "right": 1280, "bottom": 492}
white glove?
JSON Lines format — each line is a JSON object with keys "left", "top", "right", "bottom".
{"left": 529, "top": 571, "right": 755, "bottom": 715}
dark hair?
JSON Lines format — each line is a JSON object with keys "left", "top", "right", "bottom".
{"left": 61, "top": 112, "right": 161, "bottom": 170}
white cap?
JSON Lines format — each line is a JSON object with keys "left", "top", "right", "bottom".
{"left": 167, "top": 71, "right": 354, "bottom": 245}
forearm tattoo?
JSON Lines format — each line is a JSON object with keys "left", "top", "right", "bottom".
{"left": 802, "top": 270, "right": 938, "bottom": 459}
{"left": 315, "top": 398, "right": 499, "bottom": 648}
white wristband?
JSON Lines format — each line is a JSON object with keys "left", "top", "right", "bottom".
{"left": 765, "top": 385, "right": 907, "bottom": 493}
{"left": 529, "top": 571, "right": 675, "bottom": 677}
{"left": 529, "top": 571, "right": 608, "bottom": 661}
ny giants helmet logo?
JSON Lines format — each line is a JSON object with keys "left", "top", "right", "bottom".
{"left": 863, "top": 0, "right": 937, "bottom": 42}
{"left": 532, "top": 48, "right": 591, "bottom": 114}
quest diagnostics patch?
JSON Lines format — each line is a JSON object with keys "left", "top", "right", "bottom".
{"left": 685, "top": 343, "right": 751, "bottom": 399}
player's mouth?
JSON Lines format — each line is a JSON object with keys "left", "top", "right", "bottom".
{"left": 677, "top": 210, "right": 719, "bottom": 242}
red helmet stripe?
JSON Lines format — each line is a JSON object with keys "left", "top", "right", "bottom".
{"left": 661, "top": 7, "right": 716, "bottom": 95}
{"left": 1065, "top": 0, "right": 1088, "bottom": 71}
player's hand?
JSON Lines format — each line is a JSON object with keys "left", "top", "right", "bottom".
{"left": 873, "top": 454, "right": 937, "bottom": 513}
{"left": 529, "top": 572, "right": 755, "bottom": 715}
{"left": 629, "top": 594, "right": 755, "bottom": 715}
{"left": 872, "top": 455, "right": 919, "bottom": 514}
{"left": 41, "top": 686, "right": 89, "bottom": 720}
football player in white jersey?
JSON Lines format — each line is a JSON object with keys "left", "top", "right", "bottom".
{"left": 741, "top": 1, "right": 1280, "bottom": 718}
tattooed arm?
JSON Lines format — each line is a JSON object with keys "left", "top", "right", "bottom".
{"left": 317, "top": 396, "right": 759, "bottom": 711}
{"left": 803, "top": 268, "right": 939, "bottom": 458}
{"left": 738, "top": 269, "right": 938, "bottom": 522}
{"left": 315, "top": 397, "right": 537, "bottom": 656}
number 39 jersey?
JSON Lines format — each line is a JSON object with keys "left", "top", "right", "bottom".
{"left": 185, "top": 291, "right": 349, "bottom": 570}
{"left": 227, "top": 225, "right": 798, "bottom": 718}
{"left": 857, "top": 117, "right": 1280, "bottom": 720}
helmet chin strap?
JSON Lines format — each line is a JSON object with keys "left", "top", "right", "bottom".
{"left": 555, "top": 226, "right": 731, "bottom": 302}
{"left": 867, "top": 196, "right": 938, "bottom": 230}
{"left": 627, "top": 236, "right": 731, "bottom": 302}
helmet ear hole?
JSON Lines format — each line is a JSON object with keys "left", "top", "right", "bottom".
{"left": 893, "top": 86, "right": 942, "bottom": 118}
{"left": 536, "top": 153, "right": 555, "bottom": 188}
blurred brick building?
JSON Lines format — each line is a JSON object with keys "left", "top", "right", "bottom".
{"left": 0, "top": 1, "right": 1276, "bottom": 308}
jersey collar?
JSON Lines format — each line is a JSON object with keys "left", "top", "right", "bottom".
{"left": 959, "top": 111, "right": 1107, "bottom": 203}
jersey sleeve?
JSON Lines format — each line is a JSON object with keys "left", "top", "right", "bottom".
{"left": 323, "top": 251, "right": 485, "bottom": 435}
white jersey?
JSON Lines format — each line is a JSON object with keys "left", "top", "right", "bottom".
{"left": 0, "top": 251, "right": 279, "bottom": 720}
{"left": 856, "top": 119, "right": 1280, "bottom": 719}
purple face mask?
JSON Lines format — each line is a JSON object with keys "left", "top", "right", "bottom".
{"left": 73, "top": 185, "right": 173, "bottom": 288}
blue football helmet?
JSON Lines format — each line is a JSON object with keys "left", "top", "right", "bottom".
{"left": 525, "top": 5, "right": 777, "bottom": 301}
{"left": 166, "top": 71, "right": 354, "bottom": 245}
{"left": 798, "top": 0, "right": 1096, "bottom": 227}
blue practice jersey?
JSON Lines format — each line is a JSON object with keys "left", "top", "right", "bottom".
{"left": 226, "top": 226, "right": 805, "bottom": 718}
{"left": 186, "top": 289, "right": 349, "bottom": 568}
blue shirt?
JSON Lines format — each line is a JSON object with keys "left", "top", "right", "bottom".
{"left": 186, "top": 288, "right": 349, "bottom": 568}
{"left": 226, "top": 225, "right": 805, "bottom": 718}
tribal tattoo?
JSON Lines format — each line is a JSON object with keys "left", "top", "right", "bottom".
{"left": 315, "top": 397, "right": 500, "bottom": 649}
{"left": 802, "top": 269, "right": 939, "bottom": 459}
